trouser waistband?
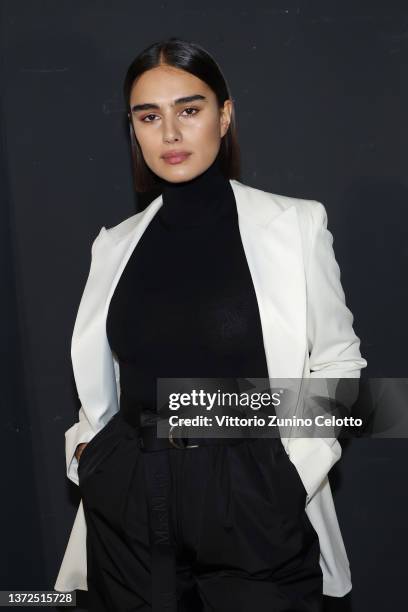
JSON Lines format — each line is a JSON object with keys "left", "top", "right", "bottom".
{"left": 119, "top": 394, "right": 249, "bottom": 452}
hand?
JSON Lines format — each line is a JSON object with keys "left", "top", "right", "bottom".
{"left": 75, "top": 442, "right": 88, "bottom": 462}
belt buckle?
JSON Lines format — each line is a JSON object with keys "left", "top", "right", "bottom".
{"left": 168, "top": 424, "right": 199, "bottom": 449}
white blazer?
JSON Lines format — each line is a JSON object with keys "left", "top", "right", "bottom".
{"left": 54, "top": 179, "right": 367, "bottom": 597}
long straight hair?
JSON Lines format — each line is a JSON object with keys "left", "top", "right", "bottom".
{"left": 123, "top": 37, "right": 241, "bottom": 193}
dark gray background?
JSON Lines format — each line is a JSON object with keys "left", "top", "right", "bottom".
{"left": 1, "top": 1, "right": 407, "bottom": 610}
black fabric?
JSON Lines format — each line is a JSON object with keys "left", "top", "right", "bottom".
{"left": 106, "top": 151, "right": 270, "bottom": 415}
{"left": 79, "top": 156, "right": 324, "bottom": 610}
{"left": 78, "top": 411, "right": 323, "bottom": 612}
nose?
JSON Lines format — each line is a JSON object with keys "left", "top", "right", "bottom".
{"left": 162, "top": 116, "right": 182, "bottom": 144}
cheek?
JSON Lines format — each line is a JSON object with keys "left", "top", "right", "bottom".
{"left": 191, "top": 121, "right": 222, "bottom": 158}
{"left": 195, "top": 116, "right": 220, "bottom": 139}
{"left": 133, "top": 129, "right": 158, "bottom": 161}
{"left": 133, "top": 125, "right": 150, "bottom": 148}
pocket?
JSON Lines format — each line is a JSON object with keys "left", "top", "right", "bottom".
{"left": 276, "top": 441, "right": 308, "bottom": 503}
{"left": 78, "top": 413, "right": 119, "bottom": 476}
{"left": 275, "top": 442, "right": 321, "bottom": 543}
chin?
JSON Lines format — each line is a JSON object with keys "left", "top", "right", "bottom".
{"left": 162, "top": 168, "right": 198, "bottom": 183}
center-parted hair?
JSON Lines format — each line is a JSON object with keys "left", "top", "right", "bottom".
{"left": 123, "top": 37, "right": 241, "bottom": 193}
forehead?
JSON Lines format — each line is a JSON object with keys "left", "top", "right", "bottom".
{"left": 129, "top": 65, "right": 212, "bottom": 103}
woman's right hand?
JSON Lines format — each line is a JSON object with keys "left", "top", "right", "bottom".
{"left": 75, "top": 442, "right": 88, "bottom": 463}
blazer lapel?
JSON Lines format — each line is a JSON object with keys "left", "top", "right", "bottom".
{"left": 71, "top": 179, "right": 307, "bottom": 433}
{"left": 233, "top": 181, "right": 307, "bottom": 381}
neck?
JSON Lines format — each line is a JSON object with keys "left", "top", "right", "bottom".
{"left": 157, "top": 153, "right": 236, "bottom": 229}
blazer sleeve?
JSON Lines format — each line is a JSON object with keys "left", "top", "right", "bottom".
{"left": 306, "top": 200, "right": 367, "bottom": 378}
{"left": 65, "top": 227, "right": 106, "bottom": 486}
{"left": 287, "top": 200, "right": 367, "bottom": 505}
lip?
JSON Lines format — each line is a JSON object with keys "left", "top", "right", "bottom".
{"left": 162, "top": 151, "right": 191, "bottom": 164}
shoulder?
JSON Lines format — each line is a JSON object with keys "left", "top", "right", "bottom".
{"left": 93, "top": 180, "right": 327, "bottom": 249}
{"left": 233, "top": 180, "right": 329, "bottom": 272}
{"left": 232, "top": 178, "right": 327, "bottom": 232}
{"left": 233, "top": 178, "right": 323, "bottom": 210}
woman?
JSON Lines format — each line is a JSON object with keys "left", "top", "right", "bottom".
{"left": 54, "top": 38, "right": 367, "bottom": 611}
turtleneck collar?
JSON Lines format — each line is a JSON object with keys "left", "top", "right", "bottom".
{"left": 157, "top": 152, "right": 236, "bottom": 230}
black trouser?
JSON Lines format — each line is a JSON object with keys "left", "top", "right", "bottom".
{"left": 78, "top": 411, "right": 323, "bottom": 611}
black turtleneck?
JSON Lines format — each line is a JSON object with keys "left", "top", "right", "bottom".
{"left": 157, "top": 153, "right": 236, "bottom": 229}
{"left": 106, "top": 153, "right": 270, "bottom": 415}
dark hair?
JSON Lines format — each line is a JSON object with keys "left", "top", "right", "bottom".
{"left": 123, "top": 37, "right": 241, "bottom": 193}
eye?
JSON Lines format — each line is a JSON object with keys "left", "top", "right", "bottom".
{"left": 141, "top": 113, "right": 159, "bottom": 123}
{"left": 181, "top": 107, "right": 200, "bottom": 117}
{"left": 140, "top": 107, "right": 200, "bottom": 123}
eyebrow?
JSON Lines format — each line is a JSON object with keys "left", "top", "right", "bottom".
{"left": 130, "top": 94, "right": 207, "bottom": 113}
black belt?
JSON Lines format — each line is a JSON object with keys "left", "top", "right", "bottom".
{"left": 120, "top": 406, "right": 246, "bottom": 611}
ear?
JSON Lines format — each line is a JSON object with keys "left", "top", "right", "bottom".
{"left": 220, "top": 99, "right": 233, "bottom": 137}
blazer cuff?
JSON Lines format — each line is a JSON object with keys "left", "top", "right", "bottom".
{"left": 65, "top": 421, "right": 96, "bottom": 486}
{"left": 285, "top": 436, "right": 342, "bottom": 505}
